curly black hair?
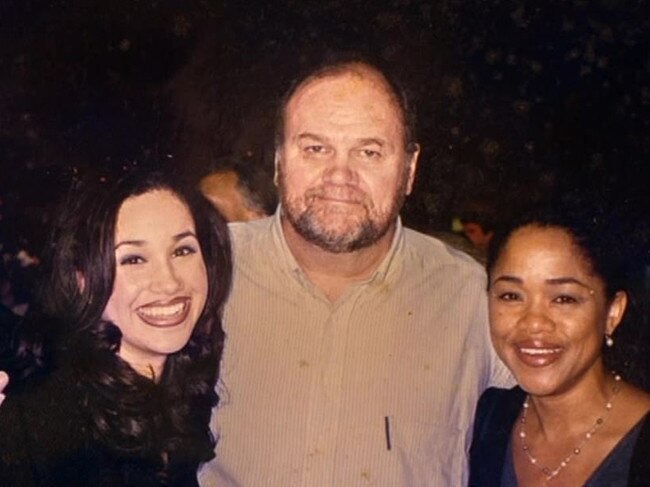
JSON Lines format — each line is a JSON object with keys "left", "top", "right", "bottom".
{"left": 486, "top": 192, "right": 650, "bottom": 391}
{"left": 8, "top": 170, "right": 232, "bottom": 482}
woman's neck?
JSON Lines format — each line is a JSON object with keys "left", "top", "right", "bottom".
{"left": 528, "top": 368, "right": 616, "bottom": 440}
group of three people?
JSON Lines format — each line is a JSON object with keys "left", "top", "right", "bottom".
{"left": 0, "top": 58, "right": 648, "bottom": 486}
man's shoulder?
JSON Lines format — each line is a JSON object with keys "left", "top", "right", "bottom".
{"left": 401, "top": 227, "right": 486, "bottom": 278}
{"left": 228, "top": 216, "right": 273, "bottom": 238}
{"left": 228, "top": 217, "right": 274, "bottom": 251}
{"left": 226, "top": 217, "right": 283, "bottom": 283}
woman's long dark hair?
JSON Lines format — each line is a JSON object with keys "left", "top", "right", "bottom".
{"left": 486, "top": 194, "right": 650, "bottom": 391}
{"left": 9, "top": 170, "right": 232, "bottom": 481}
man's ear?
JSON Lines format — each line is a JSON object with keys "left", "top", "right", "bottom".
{"left": 606, "top": 290, "right": 628, "bottom": 336}
{"left": 405, "top": 144, "right": 420, "bottom": 196}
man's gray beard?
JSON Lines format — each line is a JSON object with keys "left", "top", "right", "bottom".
{"left": 281, "top": 189, "right": 406, "bottom": 254}
{"left": 277, "top": 161, "right": 410, "bottom": 254}
{"left": 285, "top": 206, "right": 390, "bottom": 253}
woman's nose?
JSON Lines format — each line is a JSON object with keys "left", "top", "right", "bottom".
{"left": 518, "top": 303, "right": 555, "bottom": 333}
{"left": 150, "top": 260, "right": 182, "bottom": 294}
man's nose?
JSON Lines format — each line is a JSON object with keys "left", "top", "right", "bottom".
{"left": 323, "top": 151, "right": 358, "bottom": 185}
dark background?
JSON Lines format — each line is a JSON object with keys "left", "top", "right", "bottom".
{"left": 1, "top": 0, "right": 649, "bottom": 263}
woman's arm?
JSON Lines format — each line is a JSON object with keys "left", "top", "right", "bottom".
{"left": 0, "top": 371, "right": 7, "bottom": 406}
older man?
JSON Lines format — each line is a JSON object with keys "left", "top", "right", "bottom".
{"left": 199, "top": 59, "right": 511, "bottom": 487}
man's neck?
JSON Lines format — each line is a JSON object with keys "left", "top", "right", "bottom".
{"left": 282, "top": 218, "right": 396, "bottom": 302}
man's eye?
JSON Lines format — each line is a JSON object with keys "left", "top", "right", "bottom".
{"left": 304, "top": 145, "right": 327, "bottom": 154}
{"left": 173, "top": 246, "right": 197, "bottom": 257}
{"left": 359, "top": 149, "right": 381, "bottom": 159}
{"left": 119, "top": 255, "right": 145, "bottom": 265}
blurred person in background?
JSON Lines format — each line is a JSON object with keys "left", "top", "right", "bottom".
{"left": 458, "top": 195, "right": 499, "bottom": 256}
{"left": 199, "top": 157, "right": 277, "bottom": 223}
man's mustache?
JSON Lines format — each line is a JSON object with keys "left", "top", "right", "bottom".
{"left": 304, "top": 184, "right": 370, "bottom": 206}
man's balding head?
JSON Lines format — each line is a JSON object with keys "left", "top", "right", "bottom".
{"left": 275, "top": 60, "right": 418, "bottom": 155}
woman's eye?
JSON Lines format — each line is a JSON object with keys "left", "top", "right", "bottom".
{"left": 553, "top": 295, "right": 579, "bottom": 304}
{"left": 119, "top": 255, "right": 145, "bottom": 265}
{"left": 173, "top": 246, "right": 197, "bottom": 257}
{"left": 497, "top": 292, "right": 520, "bottom": 302}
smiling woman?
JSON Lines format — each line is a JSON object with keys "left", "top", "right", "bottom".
{"left": 0, "top": 171, "right": 232, "bottom": 487}
{"left": 469, "top": 196, "right": 650, "bottom": 487}
{"left": 102, "top": 190, "right": 210, "bottom": 380}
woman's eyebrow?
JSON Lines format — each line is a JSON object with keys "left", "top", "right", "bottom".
{"left": 115, "top": 231, "right": 196, "bottom": 249}
{"left": 491, "top": 275, "right": 522, "bottom": 285}
{"left": 173, "top": 231, "right": 197, "bottom": 242}
{"left": 115, "top": 239, "right": 145, "bottom": 250}
{"left": 545, "top": 277, "right": 590, "bottom": 288}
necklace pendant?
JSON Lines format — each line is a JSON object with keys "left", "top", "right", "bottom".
{"left": 519, "top": 372, "right": 622, "bottom": 481}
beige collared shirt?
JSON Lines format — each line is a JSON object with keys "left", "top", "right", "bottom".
{"left": 199, "top": 212, "right": 512, "bottom": 487}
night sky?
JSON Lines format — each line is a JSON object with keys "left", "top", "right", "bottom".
{"left": 1, "top": 0, "right": 649, "bottom": 260}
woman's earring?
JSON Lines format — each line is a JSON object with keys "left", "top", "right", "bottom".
{"left": 605, "top": 334, "right": 614, "bottom": 348}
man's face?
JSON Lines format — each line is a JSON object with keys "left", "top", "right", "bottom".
{"left": 276, "top": 69, "right": 419, "bottom": 253}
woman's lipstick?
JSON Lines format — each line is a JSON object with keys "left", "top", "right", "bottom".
{"left": 136, "top": 297, "right": 191, "bottom": 327}
{"left": 514, "top": 340, "right": 564, "bottom": 367}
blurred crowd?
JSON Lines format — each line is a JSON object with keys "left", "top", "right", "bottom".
{"left": 0, "top": 194, "right": 40, "bottom": 324}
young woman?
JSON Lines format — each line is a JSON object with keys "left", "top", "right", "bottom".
{"left": 0, "top": 171, "right": 232, "bottom": 486}
{"left": 470, "top": 199, "right": 650, "bottom": 486}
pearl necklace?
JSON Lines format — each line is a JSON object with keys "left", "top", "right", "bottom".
{"left": 518, "top": 373, "right": 622, "bottom": 480}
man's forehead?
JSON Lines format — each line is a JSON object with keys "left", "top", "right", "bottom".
{"left": 289, "top": 66, "right": 398, "bottom": 109}
{"left": 285, "top": 71, "right": 403, "bottom": 132}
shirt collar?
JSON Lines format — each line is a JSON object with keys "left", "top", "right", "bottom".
{"left": 270, "top": 205, "right": 405, "bottom": 288}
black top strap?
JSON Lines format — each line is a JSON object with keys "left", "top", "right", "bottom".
{"left": 628, "top": 412, "right": 650, "bottom": 487}
{"left": 469, "top": 387, "right": 525, "bottom": 487}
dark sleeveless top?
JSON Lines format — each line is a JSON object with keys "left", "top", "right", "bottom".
{"left": 469, "top": 387, "right": 650, "bottom": 487}
{"left": 500, "top": 413, "right": 646, "bottom": 486}
{"left": 0, "top": 364, "right": 200, "bottom": 487}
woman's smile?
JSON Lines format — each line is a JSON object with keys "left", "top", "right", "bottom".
{"left": 136, "top": 296, "right": 192, "bottom": 327}
{"left": 513, "top": 339, "right": 564, "bottom": 367}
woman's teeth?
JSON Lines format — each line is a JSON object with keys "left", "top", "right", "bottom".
{"left": 139, "top": 302, "right": 185, "bottom": 318}
{"left": 519, "top": 347, "right": 562, "bottom": 355}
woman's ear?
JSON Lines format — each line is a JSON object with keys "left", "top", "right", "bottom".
{"left": 605, "top": 290, "right": 628, "bottom": 336}
{"left": 75, "top": 271, "right": 85, "bottom": 293}
{"left": 273, "top": 152, "right": 280, "bottom": 188}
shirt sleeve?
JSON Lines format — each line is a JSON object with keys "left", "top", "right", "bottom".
{"left": 471, "top": 277, "right": 515, "bottom": 389}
